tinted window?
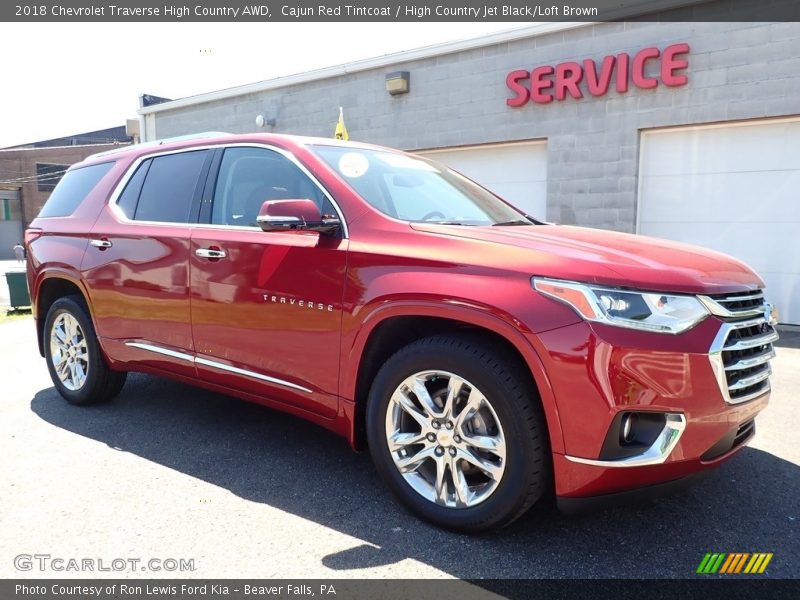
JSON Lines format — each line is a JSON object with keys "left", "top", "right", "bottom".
{"left": 116, "top": 160, "right": 150, "bottom": 219}
{"left": 38, "top": 162, "right": 115, "bottom": 218}
{"left": 134, "top": 151, "right": 208, "bottom": 223}
{"left": 211, "top": 147, "right": 332, "bottom": 227}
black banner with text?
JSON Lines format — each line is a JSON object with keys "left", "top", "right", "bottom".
{"left": 3, "top": 0, "right": 800, "bottom": 22}
{"left": 4, "top": 579, "right": 800, "bottom": 600}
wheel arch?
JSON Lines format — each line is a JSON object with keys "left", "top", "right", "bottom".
{"left": 34, "top": 270, "right": 94, "bottom": 357}
{"left": 344, "top": 302, "right": 565, "bottom": 454}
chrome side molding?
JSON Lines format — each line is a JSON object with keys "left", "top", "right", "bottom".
{"left": 124, "top": 341, "right": 312, "bottom": 394}
{"left": 194, "top": 356, "right": 312, "bottom": 393}
{"left": 125, "top": 342, "right": 194, "bottom": 362}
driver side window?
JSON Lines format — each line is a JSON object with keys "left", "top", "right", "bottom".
{"left": 211, "top": 147, "right": 331, "bottom": 227}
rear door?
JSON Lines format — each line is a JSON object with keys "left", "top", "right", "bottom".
{"left": 83, "top": 149, "right": 213, "bottom": 376}
{"left": 189, "top": 145, "right": 347, "bottom": 418}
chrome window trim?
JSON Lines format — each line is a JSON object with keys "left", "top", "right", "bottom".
{"left": 107, "top": 145, "right": 217, "bottom": 229}
{"left": 124, "top": 341, "right": 312, "bottom": 394}
{"left": 106, "top": 142, "right": 348, "bottom": 238}
{"left": 565, "top": 413, "right": 686, "bottom": 468}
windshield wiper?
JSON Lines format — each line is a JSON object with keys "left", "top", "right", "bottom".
{"left": 492, "top": 219, "right": 533, "bottom": 226}
{"left": 423, "top": 220, "right": 475, "bottom": 226}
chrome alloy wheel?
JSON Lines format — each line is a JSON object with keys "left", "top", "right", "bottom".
{"left": 49, "top": 313, "right": 89, "bottom": 391}
{"left": 385, "top": 370, "right": 507, "bottom": 508}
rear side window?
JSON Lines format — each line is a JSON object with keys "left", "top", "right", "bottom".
{"left": 116, "top": 160, "right": 151, "bottom": 219}
{"left": 37, "top": 162, "right": 115, "bottom": 218}
{"left": 133, "top": 150, "right": 208, "bottom": 223}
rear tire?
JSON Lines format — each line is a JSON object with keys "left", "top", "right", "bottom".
{"left": 366, "top": 334, "right": 549, "bottom": 532}
{"left": 44, "top": 295, "right": 127, "bottom": 406}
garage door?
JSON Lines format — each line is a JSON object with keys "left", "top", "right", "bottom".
{"left": 638, "top": 118, "right": 800, "bottom": 325}
{"left": 418, "top": 141, "right": 547, "bottom": 220}
{"left": 0, "top": 191, "right": 23, "bottom": 261}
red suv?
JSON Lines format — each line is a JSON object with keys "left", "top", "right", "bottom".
{"left": 25, "top": 133, "right": 778, "bottom": 532}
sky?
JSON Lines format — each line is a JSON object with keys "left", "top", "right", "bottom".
{"left": 0, "top": 22, "right": 522, "bottom": 148}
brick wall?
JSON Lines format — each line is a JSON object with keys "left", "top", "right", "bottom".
{"left": 0, "top": 144, "right": 128, "bottom": 227}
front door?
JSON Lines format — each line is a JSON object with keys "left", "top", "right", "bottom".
{"left": 189, "top": 146, "right": 347, "bottom": 417}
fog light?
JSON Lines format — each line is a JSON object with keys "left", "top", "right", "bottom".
{"left": 599, "top": 412, "right": 672, "bottom": 461}
{"left": 620, "top": 413, "right": 636, "bottom": 444}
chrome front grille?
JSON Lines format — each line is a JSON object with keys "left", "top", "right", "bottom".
{"left": 700, "top": 290, "right": 769, "bottom": 319}
{"left": 705, "top": 291, "right": 779, "bottom": 405}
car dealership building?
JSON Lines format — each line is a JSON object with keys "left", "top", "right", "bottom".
{"left": 139, "top": 10, "right": 800, "bottom": 323}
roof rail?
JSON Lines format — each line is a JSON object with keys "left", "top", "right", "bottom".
{"left": 87, "top": 131, "right": 232, "bottom": 160}
{"left": 156, "top": 131, "right": 232, "bottom": 145}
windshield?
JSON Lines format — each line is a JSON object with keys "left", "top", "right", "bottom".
{"left": 312, "top": 145, "right": 533, "bottom": 226}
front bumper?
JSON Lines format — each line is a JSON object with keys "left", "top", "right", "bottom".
{"left": 556, "top": 471, "right": 708, "bottom": 515}
{"left": 528, "top": 315, "right": 773, "bottom": 500}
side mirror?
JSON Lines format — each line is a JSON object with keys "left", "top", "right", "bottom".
{"left": 256, "top": 199, "right": 341, "bottom": 235}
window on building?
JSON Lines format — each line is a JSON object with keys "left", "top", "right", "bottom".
{"left": 134, "top": 150, "right": 208, "bottom": 223}
{"left": 210, "top": 147, "right": 331, "bottom": 227}
{"left": 0, "top": 198, "right": 22, "bottom": 221}
{"left": 36, "top": 163, "right": 70, "bottom": 192}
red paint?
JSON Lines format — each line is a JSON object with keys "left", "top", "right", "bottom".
{"left": 505, "top": 69, "right": 530, "bottom": 107}
{"left": 661, "top": 42, "right": 691, "bottom": 86}
{"left": 632, "top": 46, "right": 660, "bottom": 89}
{"left": 583, "top": 55, "right": 615, "bottom": 96}
{"left": 616, "top": 52, "right": 630, "bottom": 93}
{"left": 554, "top": 62, "right": 583, "bottom": 100}
{"left": 506, "top": 43, "right": 690, "bottom": 105}
{"left": 258, "top": 198, "right": 321, "bottom": 221}
{"left": 27, "top": 132, "right": 766, "bottom": 504}
{"left": 189, "top": 226, "right": 346, "bottom": 418}
{"left": 530, "top": 65, "right": 554, "bottom": 104}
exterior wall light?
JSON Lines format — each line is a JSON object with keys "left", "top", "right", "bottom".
{"left": 385, "top": 71, "right": 410, "bottom": 95}
{"left": 256, "top": 114, "right": 276, "bottom": 128}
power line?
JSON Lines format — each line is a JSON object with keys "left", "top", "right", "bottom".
{"left": 0, "top": 169, "right": 70, "bottom": 185}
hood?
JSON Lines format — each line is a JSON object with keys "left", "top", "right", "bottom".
{"left": 409, "top": 223, "right": 763, "bottom": 295}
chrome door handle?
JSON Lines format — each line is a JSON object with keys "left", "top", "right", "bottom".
{"left": 89, "top": 239, "right": 112, "bottom": 249}
{"left": 195, "top": 248, "right": 227, "bottom": 259}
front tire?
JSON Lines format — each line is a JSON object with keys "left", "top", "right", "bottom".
{"left": 44, "top": 295, "right": 127, "bottom": 406}
{"left": 366, "top": 334, "right": 549, "bottom": 532}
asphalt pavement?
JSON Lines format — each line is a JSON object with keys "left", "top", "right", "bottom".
{"left": 0, "top": 316, "right": 797, "bottom": 580}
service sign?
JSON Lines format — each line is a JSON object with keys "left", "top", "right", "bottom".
{"left": 507, "top": 43, "right": 690, "bottom": 106}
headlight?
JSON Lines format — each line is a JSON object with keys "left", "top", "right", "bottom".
{"left": 532, "top": 278, "right": 709, "bottom": 334}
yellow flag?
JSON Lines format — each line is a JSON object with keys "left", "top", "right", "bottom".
{"left": 334, "top": 106, "right": 349, "bottom": 141}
